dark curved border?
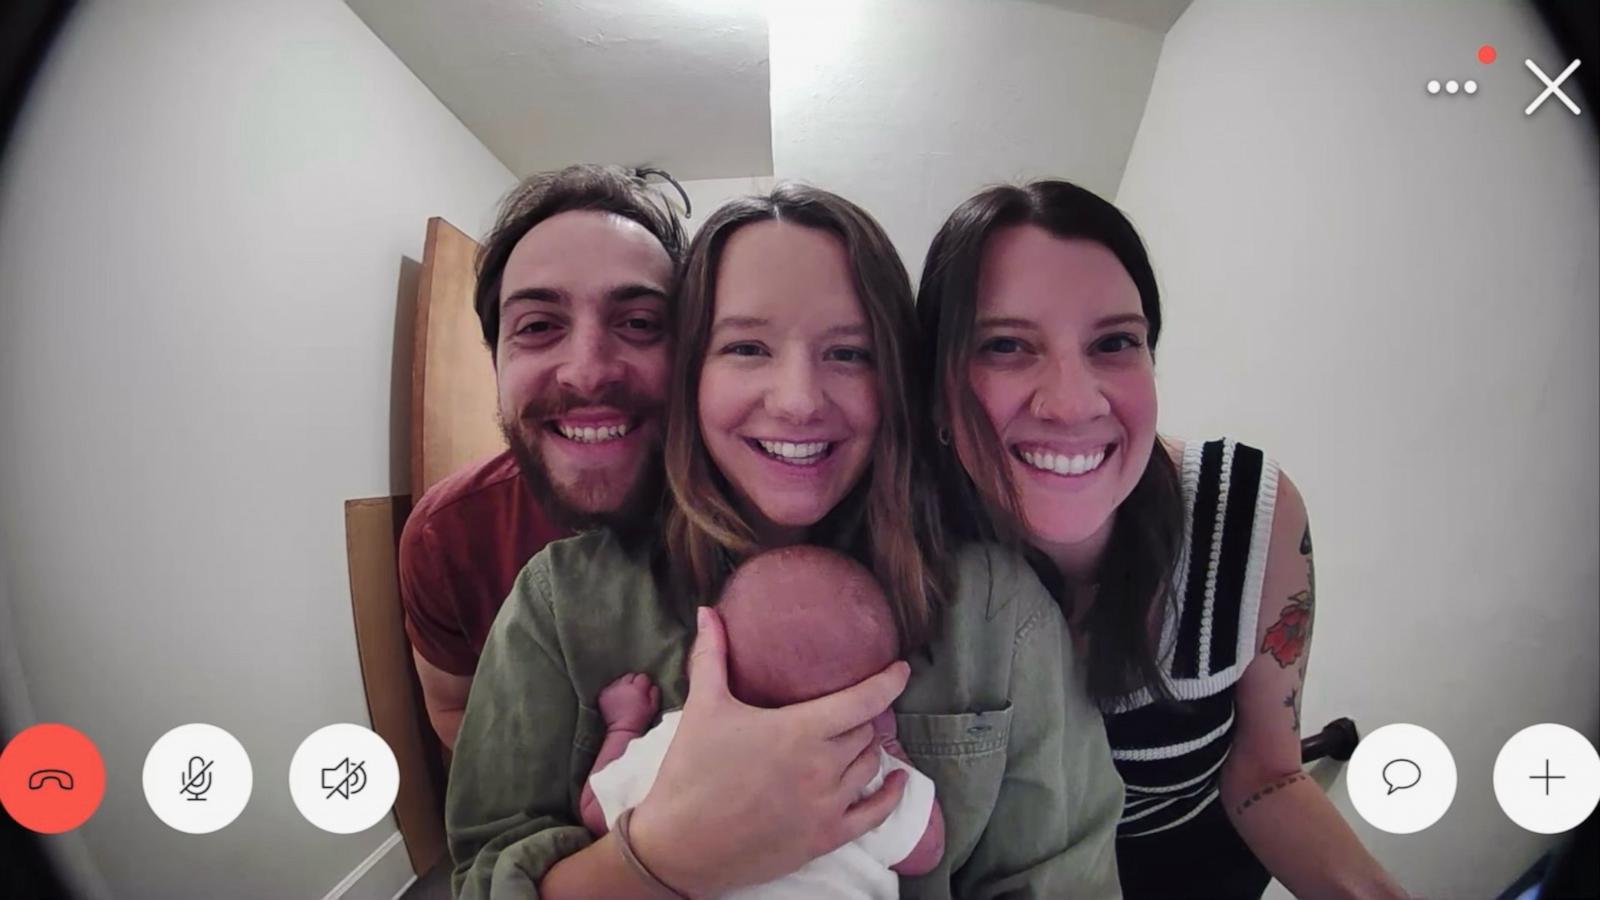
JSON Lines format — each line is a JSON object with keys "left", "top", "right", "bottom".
{"left": 1, "top": 3, "right": 80, "bottom": 895}
{"left": 0, "top": 3, "right": 1591, "bottom": 899}
{"left": 0, "top": 0, "right": 74, "bottom": 169}
{"left": 1533, "top": 0, "right": 1599, "bottom": 143}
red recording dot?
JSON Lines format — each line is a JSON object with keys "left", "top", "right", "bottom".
{"left": 1478, "top": 44, "right": 1497, "bottom": 64}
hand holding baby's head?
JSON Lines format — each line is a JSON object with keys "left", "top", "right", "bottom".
{"left": 714, "top": 545, "right": 900, "bottom": 709}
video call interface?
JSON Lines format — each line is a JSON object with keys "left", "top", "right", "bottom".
{"left": 1, "top": 1, "right": 1596, "bottom": 899}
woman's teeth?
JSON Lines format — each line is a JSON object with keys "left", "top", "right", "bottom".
{"left": 755, "top": 439, "right": 830, "bottom": 465}
{"left": 1019, "top": 447, "right": 1107, "bottom": 477}
{"left": 556, "top": 422, "right": 631, "bottom": 443}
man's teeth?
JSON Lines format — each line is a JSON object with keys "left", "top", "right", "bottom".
{"left": 1019, "top": 447, "right": 1107, "bottom": 476}
{"left": 756, "top": 439, "right": 830, "bottom": 463}
{"left": 556, "top": 422, "right": 631, "bottom": 443}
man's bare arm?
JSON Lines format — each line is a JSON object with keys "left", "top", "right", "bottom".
{"left": 413, "top": 649, "right": 471, "bottom": 750}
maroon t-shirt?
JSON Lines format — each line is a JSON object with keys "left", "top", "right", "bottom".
{"left": 399, "top": 450, "right": 570, "bottom": 676}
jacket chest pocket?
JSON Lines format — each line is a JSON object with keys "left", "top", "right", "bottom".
{"left": 895, "top": 705, "right": 1013, "bottom": 868}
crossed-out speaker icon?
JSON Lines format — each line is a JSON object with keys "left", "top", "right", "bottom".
{"left": 320, "top": 757, "right": 367, "bottom": 800}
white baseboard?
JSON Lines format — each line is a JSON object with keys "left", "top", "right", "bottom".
{"left": 323, "top": 831, "right": 416, "bottom": 900}
{"left": 388, "top": 874, "right": 422, "bottom": 900}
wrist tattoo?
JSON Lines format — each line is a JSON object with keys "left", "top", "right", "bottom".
{"left": 1234, "top": 771, "right": 1310, "bottom": 815}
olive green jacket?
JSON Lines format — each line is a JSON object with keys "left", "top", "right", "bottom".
{"left": 447, "top": 530, "right": 1123, "bottom": 898}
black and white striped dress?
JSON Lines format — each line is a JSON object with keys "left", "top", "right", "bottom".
{"left": 1107, "top": 437, "right": 1281, "bottom": 899}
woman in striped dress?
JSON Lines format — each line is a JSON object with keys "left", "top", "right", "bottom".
{"left": 915, "top": 180, "right": 1408, "bottom": 899}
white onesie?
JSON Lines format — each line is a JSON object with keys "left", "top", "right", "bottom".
{"left": 588, "top": 710, "right": 938, "bottom": 899}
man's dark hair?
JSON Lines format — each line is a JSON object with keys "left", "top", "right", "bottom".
{"left": 473, "top": 164, "right": 688, "bottom": 355}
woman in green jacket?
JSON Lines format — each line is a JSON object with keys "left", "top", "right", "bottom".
{"left": 446, "top": 184, "right": 1124, "bottom": 899}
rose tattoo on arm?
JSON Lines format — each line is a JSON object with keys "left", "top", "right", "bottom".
{"left": 1263, "top": 524, "right": 1316, "bottom": 668}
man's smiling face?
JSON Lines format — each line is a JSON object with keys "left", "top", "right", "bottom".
{"left": 494, "top": 210, "right": 674, "bottom": 529}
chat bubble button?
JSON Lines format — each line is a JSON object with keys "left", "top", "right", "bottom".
{"left": 1348, "top": 724, "right": 1456, "bottom": 834}
{"left": 1382, "top": 758, "right": 1422, "bottom": 794}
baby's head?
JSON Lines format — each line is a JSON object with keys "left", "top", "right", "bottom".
{"left": 715, "top": 545, "right": 899, "bottom": 708}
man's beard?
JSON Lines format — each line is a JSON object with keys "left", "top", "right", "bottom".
{"left": 499, "top": 384, "right": 666, "bottom": 534}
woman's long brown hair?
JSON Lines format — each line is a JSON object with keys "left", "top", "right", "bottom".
{"left": 916, "top": 180, "right": 1185, "bottom": 707}
{"left": 662, "top": 184, "right": 950, "bottom": 653}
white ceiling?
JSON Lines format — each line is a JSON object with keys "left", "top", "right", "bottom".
{"left": 1031, "top": 0, "right": 1192, "bottom": 34}
{"left": 345, "top": 0, "right": 1191, "bottom": 184}
{"left": 345, "top": 0, "right": 774, "bottom": 181}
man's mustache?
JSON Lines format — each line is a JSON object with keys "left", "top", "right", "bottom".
{"left": 515, "top": 384, "right": 662, "bottom": 425}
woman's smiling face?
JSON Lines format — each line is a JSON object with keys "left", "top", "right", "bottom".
{"left": 697, "top": 220, "right": 880, "bottom": 545}
{"left": 964, "top": 224, "right": 1158, "bottom": 557}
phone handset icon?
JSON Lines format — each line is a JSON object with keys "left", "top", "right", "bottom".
{"left": 0, "top": 725, "right": 102, "bottom": 832}
{"left": 27, "top": 768, "right": 75, "bottom": 791}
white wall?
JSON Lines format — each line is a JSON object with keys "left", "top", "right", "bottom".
{"left": 676, "top": 175, "right": 777, "bottom": 237}
{"left": 768, "top": 0, "right": 1165, "bottom": 278}
{"left": 0, "top": 2, "right": 515, "bottom": 898}
{"left": 1116, "top": 2, "right": 1598, "bottom": 896}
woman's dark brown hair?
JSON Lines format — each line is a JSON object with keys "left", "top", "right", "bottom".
{"left": 663, "top": 184, "right": 950, "bottom": 653}
{"left": 916, "top": 179, "right": 1185, "bottom": 707}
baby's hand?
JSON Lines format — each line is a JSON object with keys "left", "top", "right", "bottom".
{"left": 598, "top": 672, "right": 660, "bottom": 734}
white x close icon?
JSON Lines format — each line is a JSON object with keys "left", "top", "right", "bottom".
{"left": 1525, "top": 58, "right": 1582, "bottom": 116}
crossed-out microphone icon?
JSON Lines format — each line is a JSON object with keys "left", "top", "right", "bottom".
{"left": 179, "top": 756, "right": 213, "bottom": 801}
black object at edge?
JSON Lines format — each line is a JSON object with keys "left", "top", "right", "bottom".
{"left": 1301, "top": 717, "right": 1360, "bottom": 764}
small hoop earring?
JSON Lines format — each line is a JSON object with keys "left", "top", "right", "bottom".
{"left": 937, "top": 427, "right": 951, "bottom": 446}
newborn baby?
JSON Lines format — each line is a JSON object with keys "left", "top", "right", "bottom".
{"left": 579, "top": 545, "right": 945, "bottom": 897}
